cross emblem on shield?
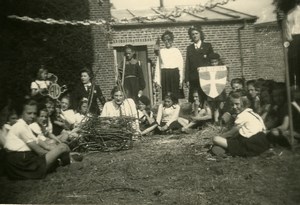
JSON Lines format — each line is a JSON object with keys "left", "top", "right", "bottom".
{"left": 197, "top": 65, "right": 228, "bottom": 98}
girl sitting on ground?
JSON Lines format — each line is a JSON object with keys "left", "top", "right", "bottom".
{"left": 246, "top": 80, "right": 261, "bottom": 113}
{"left": 74, "top": 98, "right": 91, "bottom": 128}
{"left": 30, "top": 107, "right": 61, "bottom": 150}
{"left": 179, "top": 90, "right": 212, "bottom": 133}
{"left": 266, "top": 83, "right": 296, "bottom": 147}
{"left": 0, "top": 109, "right": 18, "bottom": 147}
{"left": 145, "top": 92, "right": 182, "bottom": 134}
{"left": 101, "top": 86, "right": 140, "bottom": 134}
{"left": 4, "top": 99, "right": 71, "bottom": 180}
{"left": 212, "top": 92, "right": 270, "bottom": 157}
{"left": 136, "top": 96, "right": 155, "bottom": 135}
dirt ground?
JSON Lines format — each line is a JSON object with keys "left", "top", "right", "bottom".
{"left": 1, "top": 125, "right": 300, "bottom": 205}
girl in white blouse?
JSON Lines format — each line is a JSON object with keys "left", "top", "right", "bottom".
{"left": 154, "top": 30, "right": 184, "bottom": 99}
{"left": 145, "top": 93, "right": 182, "bottom": 134}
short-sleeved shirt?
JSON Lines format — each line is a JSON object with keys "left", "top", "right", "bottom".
{"left": 30, "top": 80, "right": 51, "bottom": 90}
{"left": 29, "top": 122, "right": 48, "bottom": 142}
{"left": 235, "top": 108, "right": 266, "bottom": 138}
{"left": 5, "top": 119, "right": 38, "bottom": 151}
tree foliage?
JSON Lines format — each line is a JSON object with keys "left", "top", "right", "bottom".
{"left": 0, "top": 0, "right": 94, "bottom": 107}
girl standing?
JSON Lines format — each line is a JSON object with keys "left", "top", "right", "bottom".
{"left": 154, "top": 30, "right": 184, "bottom": 99}
{"left": 119, "top": 45, "right": 145, "bottom": 103}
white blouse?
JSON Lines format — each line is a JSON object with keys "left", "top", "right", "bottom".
{"left": 155, "top": 47, "right": 184, "bottom": 85}
{"left": 5, "top": 119, "right": 38, "bottom": 151}
{"left": 156, "top": 104, "right": 180, "bottom": 127}
{"left": 235, "top": 108, "right": 266, "bottom": 138}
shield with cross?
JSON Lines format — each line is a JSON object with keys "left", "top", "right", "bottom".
{"left": 197, "top": 65, "right": 227, "bottom": 98}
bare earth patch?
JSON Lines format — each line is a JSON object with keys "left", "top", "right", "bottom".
{"left": 1, "top": 125, "right": 300, "bottom": 205}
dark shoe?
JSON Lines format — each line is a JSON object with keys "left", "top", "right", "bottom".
{"left": 70, "top": 152, "right": 83, "bottom": 162}
{"left": 210, "top": 145, "right": 226, "bottom": 156}
{"left": 59, "top": 152, "right": 71, "bottom": 166}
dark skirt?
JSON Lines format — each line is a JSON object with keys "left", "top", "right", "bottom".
{"left": 5, "top": 151, "right": 47, "bottom": 180}
{"left": 124, "top": 76, "right": 140, "bottom": 103}
{"left": 161, "top": 68, "right": 182, "bottom": 99}
{"left": 155, "top": 121, "right": 182, "bottom": 134}
{"left": 227, "top": 132, "right": 270, "bottom": 157}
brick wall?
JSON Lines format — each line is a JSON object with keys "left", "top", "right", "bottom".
{"left": 88, "top": 0, "right": 115, "bottom": 98}
{"left": 88, "top": 2, "right": 286, "bottom": 102}
{"left": 254, "top": 22, "right": 285, "bottom": 82}
{"left": 110, "top": 22, "right": 258, "bottom": 101}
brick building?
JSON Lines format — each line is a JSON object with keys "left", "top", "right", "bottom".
{"left": 89, "top": 1, "right": 282, "bottom": 102}
{"left": 254, "top": 21, "right": 285, "bottom": 82}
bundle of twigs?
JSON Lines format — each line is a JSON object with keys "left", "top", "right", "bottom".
{"left": 71, "top": 116, "right": 136, "bottom": 152}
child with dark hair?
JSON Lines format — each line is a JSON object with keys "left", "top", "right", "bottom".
{"left": 118, "top": 44, "right": 145, "bottom": 102}
{"left": 137, "top": 96, "right": 156, "bottom": 135}
{"left": 71, "top": 68, "right": 106, "bottom": 115}
{"left": 0, "top": 108, "right": 18, "bottom": 153}
{"left": 266, "top": 83, "right": 294, "bottom": 146}
{"left": 246, "top": 80, "right": 261, "bottom": 113}
{"left": 230, "top": 78, "right": 245, "bottom": 93}
{"left": 206, "top": 52, "right": 227, "bottom": 123}
{"left": 154, "top": 30, "right": 184, "bottom": 99}
{"left": 212, "top": 92, "right": 270, "bottom": 157}
{"left": 256, "top": 80, "right": 274, "bottom": 118}
{"left": 155, "top": 92, "right": 182, "bottom": 133}
{"left": 179, "top": 90, "right": 212, "bottom": 133}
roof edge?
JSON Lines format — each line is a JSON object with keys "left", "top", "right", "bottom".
{"left": 111, "top": 18, "right": 257, "bottom": 28}
{"left": 216, "top": 5, "right": 257, "bottom": 19}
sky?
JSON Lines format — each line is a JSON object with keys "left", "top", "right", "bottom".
{"left": 110, "top": 0, "right": 276, "bottom": 23}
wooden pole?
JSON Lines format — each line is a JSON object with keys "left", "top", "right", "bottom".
{"left": 281, "top": 21, "right": 295, "bottom": 150}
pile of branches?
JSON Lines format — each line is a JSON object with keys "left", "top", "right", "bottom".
{"left": 71, "top": 116, "right": 136, "bottom": 152}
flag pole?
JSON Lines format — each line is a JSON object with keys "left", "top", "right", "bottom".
{"left": 280, "top": 20, "right": 295, "bottom": 151}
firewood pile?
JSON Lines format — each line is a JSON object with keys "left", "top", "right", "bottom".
{"left": 70, "top": 116, "right": 136, "bottom": 152}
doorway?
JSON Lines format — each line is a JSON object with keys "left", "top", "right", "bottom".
{"left": 114, "top": 45, "right": 153, "bottom": 105}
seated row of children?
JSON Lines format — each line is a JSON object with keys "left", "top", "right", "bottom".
{"left": 1, "top": 77, "right": 299, "bottom": 179}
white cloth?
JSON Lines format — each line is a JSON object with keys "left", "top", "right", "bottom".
{"left": 84, "top": 83, "right": 92, "bottom": 91}
{"left": 194, "top": 40, "right": 202, "bottom": 49}
{"left": 156, "top": 104, "right": 180, "bottom": 127}
{"left": 30, "top": 80, "right": 50, "bottom": 90}
{"left": 101, "top": 98, "right": 140, "bottom": 132}
{"left": 0, "top": 124, "right": 12, "bottom": 147}
{"left": 74, "top": 113, "right": 90, "bottom": 127}
{"left": 235, "top": 108, "right": 266, "bottom": 138}
{"left": 5, "top": 119, "right": 38, "bottom": 151}
{"left": 285, "top": 5, "right": 300, "bottom": 40}
{"left": 60, "top": 109, "right": 76, "bottom": 125}
{"left": 29, "top": 122, "right": 47, "bottom": 142}
{"left": 154, "top": 47, "right": 184, "bottom": 86}
{"left": 101, "top": 98, "right": 138, "bottom": 118}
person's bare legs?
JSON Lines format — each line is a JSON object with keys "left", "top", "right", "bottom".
{"left": 213, "top": 136, "right": 228, "bottom": 148}
{"left": 141, "top": 124, "right": 158, "bottom": 135}
{"left": 45, "top": 143, "right": 70, "bottom": 170}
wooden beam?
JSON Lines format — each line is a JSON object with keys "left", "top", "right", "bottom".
{"left": 206, "top": 7, "right": 240, "bottom": 19}
{"left": 181, "top": 9, "right": 208, "bottom": 21}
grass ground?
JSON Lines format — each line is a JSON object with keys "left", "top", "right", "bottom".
{"left": 1, "top": 125, "right": 300, "bottom": 205}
